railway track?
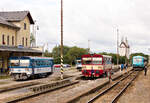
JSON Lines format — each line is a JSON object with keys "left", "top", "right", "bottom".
{"left": 1, "top": 68, "right": 131, "bottom": 103}
{"left": 2, "top": 76, "right": 82, "bottom": 103}
{"left": 69, "top": 69, "right": 137, "bottom": 103}
{"left": 87, "top": 70, "right": 139, "bottom": 103}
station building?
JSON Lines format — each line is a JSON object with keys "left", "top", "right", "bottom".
{"left": 0, "top": 11, "right": 42, "bottom": 73}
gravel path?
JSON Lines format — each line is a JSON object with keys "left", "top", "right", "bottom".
{"left": 118, "top": 68, "right": 150, "bottom": 103}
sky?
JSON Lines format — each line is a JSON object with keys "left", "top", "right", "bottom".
{"left": 0, "top": 0, "right": 150, "bottom": 54}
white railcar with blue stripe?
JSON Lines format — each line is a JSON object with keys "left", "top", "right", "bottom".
{"left": 132, "top": 56, "right": 147, "bottom": 70}
{"left": 9, "top": 56, "right": 54, "bottom": 80}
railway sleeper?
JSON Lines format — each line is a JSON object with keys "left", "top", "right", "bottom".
{"left": 30, "top": 79, "right": 72, "bottom": 93}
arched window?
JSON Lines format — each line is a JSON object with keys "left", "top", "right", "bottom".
{"left": 2, "top": 35, "right": 5, "bottom": 45}
{"left": 7, "top": 36, "right": 9, "bottom": 45}
{"left": 12, "top": 36, "right": 14, "bottom": 45}
{"left": 24, "top": 23, "right": 26, "bottom": 30}
{"left": 22, "top": 37, "right": 24, "bottom": 46}
{"left": 26, "top": 38, "right": 28, "bottom": 46}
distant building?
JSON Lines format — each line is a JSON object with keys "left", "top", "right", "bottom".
{"left": 119, "top": 37, "right": 130, "bottom": 59}
{"left": 0, "top": 11, "right": 42, "bottom": 73}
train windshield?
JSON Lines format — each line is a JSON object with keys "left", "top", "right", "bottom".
{"left": 92, "top": 57, "right": 102, "bottom": 64}
{"left": 82, "top": 58, "right": 92, "bottom": 64}
{"left": 82, "top": 57, "right": 102, "bottom": 64}
{"left": 10, "top": 59, "right": 30, "bottom": 67}
{"left": 20, "top": 60, "right": 30, "bottom": 67}
{"left": 133, "top": 58, "right": 142, "bottom": 63}
{"left": 10, "top": 60, "right": 19, "bottom": 67}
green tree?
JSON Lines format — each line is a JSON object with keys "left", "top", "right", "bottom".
{"left": 66, "top": 46, "right": 88, "bottom": 65}
{"left": 30, "top": 33, "right": 35, "bottom": 46}
{"left": 51, "top": 45, "right": 70, "bottom": 64}
{"left": 44, "top": 50, "right": 52, "bottom": 57}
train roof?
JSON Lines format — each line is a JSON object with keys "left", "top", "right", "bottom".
{"left": 102, "top": 55, "right": 112, "bottom": 58}
{"left": 82, "top": 54, "right": 112, "bottom": 58}
{"left": 133, "top": 56, "right": 147, "bottom": 59}
{"left": 9, "top": 56, "right": 53, "bottom": 60}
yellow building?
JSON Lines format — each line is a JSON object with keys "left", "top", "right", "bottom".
{"left": 0, "top": 11, "right": 42, "bottom": 73}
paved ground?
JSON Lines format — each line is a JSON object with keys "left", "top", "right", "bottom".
{"left": 118, "top": 68, "right": 150, "bottom": 103}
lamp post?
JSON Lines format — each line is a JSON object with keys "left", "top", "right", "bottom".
{"left": 60, "top": 0, "right": 64, "bottom": 79}
{"left": 117, "top": 28, "right": 119, "bottom": 67}
{"left": 88, "top": 40, "right": 90, "bottom": 54}
{"left": 32, "top": 20, "right": 39, "bottom": 47}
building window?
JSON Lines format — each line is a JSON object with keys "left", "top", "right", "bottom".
{"left": 24, "top": 23, "right": 26, "bottom": 30}
{"left": 26, "top": 38, "right": 28, "bottom": 46}
{"left": 7, "top": 36, "right": 9, "bottom": 45}
{"left": 12, "top": 36, "right": 14, "bottom": 46}
{"left": 2, "top": 35, "right": 5, "bottom": 45}
{"left": 22, "top": 37, "right": 24, "bottom": 46}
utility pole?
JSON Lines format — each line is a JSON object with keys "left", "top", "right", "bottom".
{"left": 117, "top": 28, "right": 119, "bottom": 67}
{"left": 33, "top": 20, "right": 36, "bottom": 47}
{"left": 60, "top": 0, "right": 64, "bottom": 79}
{"left": 88, "top": 40, "right": 90, "bottom": 53}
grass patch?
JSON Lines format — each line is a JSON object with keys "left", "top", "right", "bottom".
{"left": 0, "top": 75, "right": 10, "bottom": 79}
{"left": 0, "top": 81, "right": 10, "bottom": 85}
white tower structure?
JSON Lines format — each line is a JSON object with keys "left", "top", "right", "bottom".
{"left": 119, "top": 37, "right": 130, "bottom": 59}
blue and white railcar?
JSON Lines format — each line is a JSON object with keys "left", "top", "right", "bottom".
{"left": 76, "top": 58, "right": 82, "bottom": 70}
{"left": 9, "top": 56, "right": 54, "bottom": 80}
{"left": 132, "top": 56, "right": 147, "bottom": 70}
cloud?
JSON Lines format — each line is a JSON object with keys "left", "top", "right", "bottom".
{"left": 0, "top": 0, "right": 150, "bottom": 54}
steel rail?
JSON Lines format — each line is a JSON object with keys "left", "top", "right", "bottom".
{"left": 87, "top": 70, "right": 137, "bottom": 103}
{"left": 111, "top": 71, "right": 139, "bottom": 103}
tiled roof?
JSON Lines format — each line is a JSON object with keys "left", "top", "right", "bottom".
{"left": 0, "top": 11, "right": 34, "bottom": 24}
{"left": 0, "top": 11, "right": 34, "bottom": 29}
{"left": 0, "top": 16, "right": 20, "bottom": 29}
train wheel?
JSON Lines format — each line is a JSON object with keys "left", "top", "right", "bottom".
{"left": 14, "top": 74, "right": 20, "bottom": 80}
{"left": 22, "top": 75, "right": 28, "bottom": 80}
{"left": 13, "top": 75, "right": 17, "bottom": 80}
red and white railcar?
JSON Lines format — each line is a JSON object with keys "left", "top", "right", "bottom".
{"left": 81, "top": 54, "right": 112, "bottom": 77}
